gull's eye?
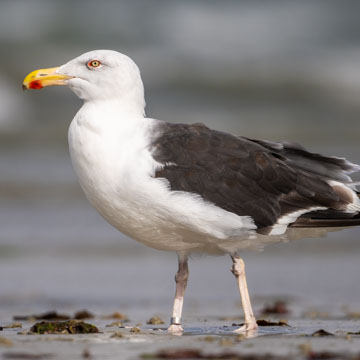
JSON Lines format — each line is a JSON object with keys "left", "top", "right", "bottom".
{"left": 87, "top": 60, "right": 101, "bottom": 69}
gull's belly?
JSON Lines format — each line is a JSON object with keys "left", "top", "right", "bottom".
{"left": 68, "top": 158, "right": 209, "bottom": 252}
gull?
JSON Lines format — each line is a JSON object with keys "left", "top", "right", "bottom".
{"left": 23, "top": 50, "right": 360, "bottom": 334}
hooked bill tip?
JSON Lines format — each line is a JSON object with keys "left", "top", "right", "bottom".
{"left": 22, "top": 84, "right": 27, "bottom": 91}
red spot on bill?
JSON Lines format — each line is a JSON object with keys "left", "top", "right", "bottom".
{"left": 29, "top": 80, "right": 43, "bottom": 89}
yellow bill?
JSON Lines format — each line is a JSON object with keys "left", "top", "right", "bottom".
{"left": 22, "top": 67, "right": 73, "bottom": 90}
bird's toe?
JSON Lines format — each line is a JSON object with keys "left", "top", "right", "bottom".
{"left": 167, "top": 324, "right": 184, "bottom": 334}
{"left": 233, "top": 322, "right": 258, "bottom": 334}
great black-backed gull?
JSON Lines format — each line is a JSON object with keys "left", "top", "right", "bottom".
{"left": 23, "top": 50, "right": 360, "bottom": 335}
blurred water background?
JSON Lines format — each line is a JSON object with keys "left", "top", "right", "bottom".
{"left": 0, "top": 0, "right": 360, "bottom": 321}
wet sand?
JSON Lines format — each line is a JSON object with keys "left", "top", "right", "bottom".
{"left": 1, "top": 317, "right": 360, "bottom": 360}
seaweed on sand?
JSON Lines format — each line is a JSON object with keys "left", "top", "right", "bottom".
{"left": 30, "top": 320, "right": 98, "bottom": 335}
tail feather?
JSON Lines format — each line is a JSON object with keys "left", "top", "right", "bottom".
{"left": 291, "top": 192, "right": 360, "bottom": 228}
{"left": 290, "top": 214, "right": 360, "bottom": 228}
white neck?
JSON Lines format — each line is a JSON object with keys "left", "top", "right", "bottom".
{"left": 82, "top": 95, "right": 145, "bottom": 119}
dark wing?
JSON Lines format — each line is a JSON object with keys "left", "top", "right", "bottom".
{"left": 150, "top": 122, "right": 357, "bottom": 233}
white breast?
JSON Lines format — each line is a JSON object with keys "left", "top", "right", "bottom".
{"left": 67, "top": 103, "right": 255, "bottom": 254}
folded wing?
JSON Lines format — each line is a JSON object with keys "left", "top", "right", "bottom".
{"left": 150, "top": 122, "right": 360, "bottom": 235}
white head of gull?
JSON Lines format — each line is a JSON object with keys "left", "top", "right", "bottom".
{"left": 23, "top": 50, "right": 360, "bottom": 335}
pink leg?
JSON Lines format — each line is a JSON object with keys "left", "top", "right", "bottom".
{"left": 231, "top": 256, "right": 258, "bottom": 333}
{"left": 168, "top": 254, "right": 189, "bottom": 334}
